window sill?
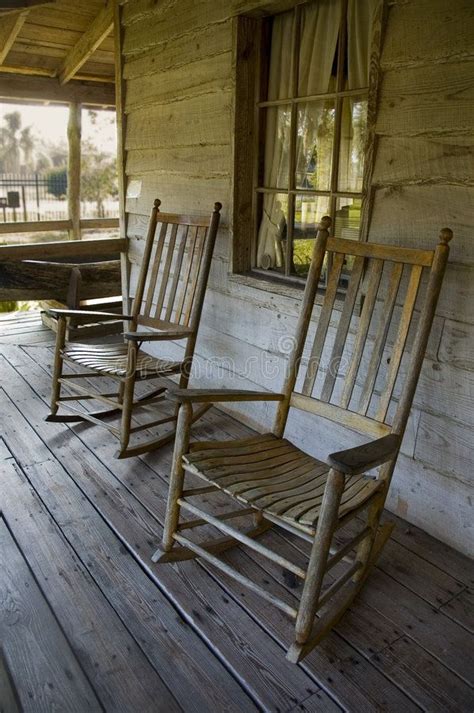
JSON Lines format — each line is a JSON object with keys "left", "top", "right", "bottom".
{"left": 228, "top": 270, "right": 348, "bottom": 312}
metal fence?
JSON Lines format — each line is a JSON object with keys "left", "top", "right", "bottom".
{"left": 0, "top": 173, "right": 119, "bottom": 223}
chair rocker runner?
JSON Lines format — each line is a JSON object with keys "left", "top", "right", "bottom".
{"left": 45, "top": 199, "right": 222, "bottom": 458}
{"left": 154, "top": 216, "right": 453, "bottom": 662}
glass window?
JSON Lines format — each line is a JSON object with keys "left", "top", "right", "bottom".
{"left": 254, "top": 0, "right": 377, "bottom": 282}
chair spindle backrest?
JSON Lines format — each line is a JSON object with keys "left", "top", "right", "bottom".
{"left": 275, "top": 218, "right": 452, "bottom": 443}
{"left": 130, "top": 199, "right": 222, "bottom": 332}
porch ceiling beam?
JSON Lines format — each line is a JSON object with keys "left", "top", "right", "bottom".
{"left": 0, "top": 65, "right": 115, "bottom": 83}
{"left": 0, "top": 10, "right": 28, "bottom": 65}
{"left": 58, "top": 1, "right": 114, "bottom": 85}
{"left": 0, "top": 73, "right": 115, "bottom": 107}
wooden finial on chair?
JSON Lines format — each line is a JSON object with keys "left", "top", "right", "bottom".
{"left": 318, "top": 215, "right": 332, "bottom": 233}
{"left": 439, "top": 227, "right": 453, "bottom": 245}
{"left": 213, "top": 202, "right": 223, "bottom": 213}
{"left": 153, "top": 198, "right": 161, "bottom": 210}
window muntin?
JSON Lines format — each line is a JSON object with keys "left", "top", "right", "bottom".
{"left": 255, "top": 0, "right": 376, "bottom": 281}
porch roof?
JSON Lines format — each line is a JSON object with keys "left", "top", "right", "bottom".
{"left": 0, "top": 0, "right": 116, "bottom": 107}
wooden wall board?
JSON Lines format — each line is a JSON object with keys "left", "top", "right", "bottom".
{"left": 381, "top": 0, "right": 474, "bottom": 70}
{"left": 414, "top": 410, "right": 473, "bottom": 481}
{"left": 125, "top": 92, "right": 232, "bottom": 148}
{"left": 368, "top": 184, "right": 474, "bottom": 265}
{"left": 125, "top": 52, "right": 233, "bottom": 111}
{"left": 123, "top": 20, "right": 233, "bottom": 81}
{"left": 377, "top": 60, "right": 474, "bottom": 137}
{"left": 0, "top": 514, "right": 102, "bottom": 712}
{"left": 385, "top": 452, "right": 474, "bottom": 556}
{"left": 125, "top": 145, "right": 232, "bottom": 179}
{"left": 438, "top": 319, "right": 474, "bottom": 371}
{"left": 125, "top": 176, "right": 230, "bottom": 219}
{"left": 372, "top": 136, "right": 474, "bottom": 188}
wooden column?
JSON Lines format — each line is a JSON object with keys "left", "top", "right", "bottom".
{"left": 67, "top": 102, "right": 82, "bottom": 240}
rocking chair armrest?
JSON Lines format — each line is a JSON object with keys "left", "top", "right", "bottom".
{"left": 124, "top": 328, "right": 193, "bottom": 342}
{"left": 166, "top": 388, "right": 285, "bottom": 404}
{"left": 45, "top": 308, "right": 133, "bottom": 320}
{"left": 327, "top": 434, "right": 401, "bottom": 476}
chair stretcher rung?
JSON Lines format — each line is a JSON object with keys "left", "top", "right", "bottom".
{"left": 173, "top": 533, "right": 298, "bottom": 619}
{"left": 178, "top": 498, "right": 306, "bottom": 579}
{"left": 317, "top": 561, "right": 362, "bottom": 612}
{"left": 326, "top": 526, "right": 371, "bottom": 571}
{"left": 58, "top": 378, "right": 123, "bottom": 410}
{"left": 129, "top": 415, "right": 176, "bottom": 434}
{"left": 57, "top": 403, "right": 121, "bottom": 434}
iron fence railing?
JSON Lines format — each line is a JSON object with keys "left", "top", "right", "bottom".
{"left": 0, "top": 173, "right": 118, "bottom": 223}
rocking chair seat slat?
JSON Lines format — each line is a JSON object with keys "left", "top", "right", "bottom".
{"left": 63, "top": 343, "right": 182, "bottom": 379}
{"left": 183, "top": 435, "right": 382, "bottom": 531}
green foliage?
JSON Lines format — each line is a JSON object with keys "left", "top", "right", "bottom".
{"left": 81, "top": 139, "right": 118, "bottom": 217}
{"left": 46, "top": 167, "right": 67, "bottom": 198}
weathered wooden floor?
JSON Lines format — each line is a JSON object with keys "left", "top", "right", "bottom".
{"left": 0, "top": 311, "right": 473, "bottom": 712}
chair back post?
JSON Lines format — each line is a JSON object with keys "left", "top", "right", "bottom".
{"left": 179, "top": 202, "right": 222, "bottom": 386}
{"left": 188, "top": 202, "right": 222, "bottom": 333}
{"left": 130, "top": 198, "right": 161, "bottom": 329}
{"left": 391, "top": 228, "right": 453, "bottom": 438}
{"left": 273, "top": 216, "right": 331, "bottom": 438}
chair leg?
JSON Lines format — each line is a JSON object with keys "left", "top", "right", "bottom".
{"left": 46, "top": 316, "right": 67, "bottom": 419}
{"left": 118, "top": 375, "right": 135, "bottom": 457}
{"left": 352, "top": 489, "right": 387, "bottom": 584}
{"left": 289, "top": 468, "right": 345, "bottom": 661}
{"left": 160, "top": 402, "right": 193, "bottom": 553}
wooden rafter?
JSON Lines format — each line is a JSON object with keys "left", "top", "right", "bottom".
{"left": 0, "top": 74, "right": 115, "bottom": 106}
{"left": 0, "top": 10, "right": 28, "bottom": 64}
{"left": 58, "top": 1, "right": 114, "bottom": 85}
{"left": 0, "top": 65, "right": 115, "bottom": 83}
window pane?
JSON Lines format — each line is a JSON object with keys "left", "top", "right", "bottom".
{"left": 333, "top": 197, "right": 362, "bottom": 241}
{"left": 296, "top": 100, "right": 335, "bottom": 190}
{"left": 298, "top": 1, "right": 342, "bottom": 96}
{"left": 262, "top": 106, "right": 291, "bottom": 188}
{"left": 337, "top": 97, "right": 368, "bottom": 192}
{"left": 256, "top": 192, "right": 289, "bottom": 271}
{"left": 267, "top": 11, "right": 294, "bottom": 101}
{"left": 292, "top": 194, "right": 330, "bottom": 277}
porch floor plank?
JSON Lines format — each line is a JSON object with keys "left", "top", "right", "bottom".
{"left": 0, "top": 314, "right": 472, "bottom": 712}
{"left": 0, "top": 515, "right": 102, "bottom": 713}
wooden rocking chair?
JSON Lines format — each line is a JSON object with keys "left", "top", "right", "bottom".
{"left": 45, "top": 199, "right": 222, "bottom": 458}
{"left": 153, "top": 216, "right": 453, "bottom": 661}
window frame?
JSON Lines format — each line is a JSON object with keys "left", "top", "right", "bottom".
{"left": 232, "top": 0, "right": 382, "bottom": 288}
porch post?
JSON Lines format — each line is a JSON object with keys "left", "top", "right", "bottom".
{"left": 67, "top": 102, "right": 81, "bottom": 240}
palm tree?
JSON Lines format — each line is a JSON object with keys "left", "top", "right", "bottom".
{"left": 20, "top": 126, "right": 35, "bottom": 172}
{"left": 0, "top": 111, "right": 22, "bottom": 173}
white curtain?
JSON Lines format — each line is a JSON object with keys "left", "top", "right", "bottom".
{"left": 347, "top": 0, "right": 378, "bottom": 90}
{"left": 257, "top": 1, "right": 341, "bottom": 269}
{"left": 257, "top": 0, "right": 378, "bottom": 269}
